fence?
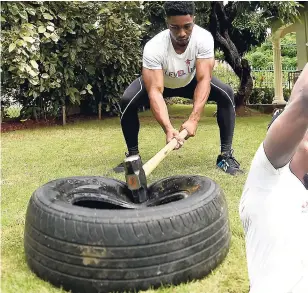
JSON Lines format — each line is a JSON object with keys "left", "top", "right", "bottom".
{"left": 287, "top": 70, "right": 302, "bottom": 89}
{"left": 251, "top": 68, "right": 298, "bottom": 89}
{"left": 213, "top": 63, "right": 298, "bottom": 91}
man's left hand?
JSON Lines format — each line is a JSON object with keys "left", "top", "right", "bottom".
{"left": 180, "top": 119, "right": 198, "bottom": 138}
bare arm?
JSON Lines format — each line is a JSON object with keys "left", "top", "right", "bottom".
{"left": 264, "top": 63, "right": 308, "bottom": 168}
{"left": 180, "top": 58, "right": 215, "bottom": 137}
{"left": 142, "top": 67, "right": 173, "bottom": 133}
{"left": 190, "top": 57, "right": 215, "bottom": 122}
{"left": 290, "top": 131, "right": 308, "bottom": 183}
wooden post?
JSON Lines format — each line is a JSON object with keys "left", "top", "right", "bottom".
{"left": 62, "top": 105, "right": 66, "bottom": 125}
{"left": 272, "top": 36, "right": 286, "bottom": 104}
{"left": 98, "top": 102, "right": 102, "bottom": 120}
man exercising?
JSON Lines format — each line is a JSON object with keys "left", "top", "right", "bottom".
{"left": 114, "top": 1, "right": 243, "bottom": 175}
{"left": 239, "top": 64, "right": 308, "bottom": 292}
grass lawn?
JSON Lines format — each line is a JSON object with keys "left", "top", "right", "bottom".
{"left": 1, "top": 104, "right": 270, "bottom": 293}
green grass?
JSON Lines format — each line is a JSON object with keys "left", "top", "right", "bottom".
{"left": 1, "top": 104, "right": 271, "bottom": 293}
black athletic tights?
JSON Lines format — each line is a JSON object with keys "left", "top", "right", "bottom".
{"left": 120, "top": 76, "right": 236, "bottom": 154}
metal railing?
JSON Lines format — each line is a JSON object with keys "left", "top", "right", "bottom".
{"left": 287, "top": 70, "right": 302, "bottom": 90}
{"left": 213, "top": 65, "right": 298, "bottom": 90}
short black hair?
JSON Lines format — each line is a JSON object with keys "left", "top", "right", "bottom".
{"left": 164, "top": 1, "right": 195, "bottom": 17}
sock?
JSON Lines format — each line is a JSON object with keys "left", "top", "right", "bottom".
{"left": 128, "top": 146, "right": 139, "bottom": 156}
{"left": 221, "top": 144, "right": 231, "bottom": 154}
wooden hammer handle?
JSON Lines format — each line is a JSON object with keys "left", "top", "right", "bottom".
{"left": 143, "top": 129, "right": 188, "bottom": 177}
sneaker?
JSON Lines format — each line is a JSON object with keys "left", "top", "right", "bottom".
{"left": 216, "top": 150, "right": 244, "bottom": 176}
{"left": 113, "top": 153, "right": 140, "bottom": 173}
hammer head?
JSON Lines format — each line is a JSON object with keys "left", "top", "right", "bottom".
{"left": 123, "top": 155, "right": 148, "bottom": 203}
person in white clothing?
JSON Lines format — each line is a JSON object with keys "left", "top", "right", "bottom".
{"left": 239, "top": 63, "right": 308, "bottom": 293}
{"left": 113, "top": 1, "right": 243, "bottom": 176}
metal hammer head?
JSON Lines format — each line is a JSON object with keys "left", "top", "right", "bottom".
{"left": 123, "top": 155, "right": 148, "bottom": 203}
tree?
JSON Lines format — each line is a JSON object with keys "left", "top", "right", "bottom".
{"left": 204, "top": 1, "right": 300, "bottom": 113}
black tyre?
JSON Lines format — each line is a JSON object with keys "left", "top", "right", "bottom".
{"left": 24, "top": 175, "right": 231, "bottom": 293}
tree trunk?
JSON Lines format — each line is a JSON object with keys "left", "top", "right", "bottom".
{"left": 62, "top": 105, "right": 66, "bottom": 125}
{"left": 98, "top": 102, "right": 102, "bottom": 120}
{"left": 234, "top": 58, "right": 254, "bottom": 115}
{"left": 208, "top": 2, "right": 253, "bottom": 115}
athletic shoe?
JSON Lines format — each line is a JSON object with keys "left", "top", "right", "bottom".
{"left": 216, "top": 150, "right": 244, "bottom": 176}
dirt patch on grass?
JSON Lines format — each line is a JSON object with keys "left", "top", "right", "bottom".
{"left": 236, "top": 106, "right": 268, "bottom": 117}
{"left": 1, "top": 119, "right": 60, "bottom": 132}
{"left": 1, "top": 115, "right": 103, "bottom": 133}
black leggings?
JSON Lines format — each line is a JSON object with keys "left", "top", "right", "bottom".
{"left": 120, "top": 76, "right": 236, "bottom": 154}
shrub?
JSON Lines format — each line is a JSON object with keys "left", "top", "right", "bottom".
{"left": 248, "top": 87, "right": 291, "bottom": 104}
{"left": 165, "top": 97, "right": 193, "bottom": 105}
{"left": 1, "top": 1, "right": 145, "bottom": 119}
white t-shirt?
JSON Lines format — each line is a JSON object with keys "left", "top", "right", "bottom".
{"left": 239, "top": 143, "right": 308, "bottom": 293}
{"left": 142, "top": 25, "right": 214, "bottom": 89}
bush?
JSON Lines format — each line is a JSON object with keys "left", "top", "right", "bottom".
{"left": 213, "top": 63, "right": 240, "bottom": 91}
{"left": 248, "top": 87, "right": 291, "bottom": 104}
{"left": 165, "top": 97, "right": 193, "bottom": 105}
{"left": 1, "top": 2, "right": 145, "bottom": 119}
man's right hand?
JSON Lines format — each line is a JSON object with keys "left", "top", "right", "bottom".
{"left": 166, "top": 128, "right": 185, "bottom": 150}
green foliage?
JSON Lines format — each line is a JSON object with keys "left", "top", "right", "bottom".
{"left": 165, "top": 97, "right": 193, "bottom": 105}
{"left": 214, "top": 49, "right": 225, "bottom": 61}
{"left": 213, "top": 63, "right": 240, "bottom": 91}
{"left": 1, "top": 1, "right": 145, "bottom": 119}
{"left": 225, "top": 1, "right": 301, "bottom": 56}
{"left": 142, "top": 1, "right": 299, "bottom": 58}
{"left": 249, "top": 51, "right": 269, "bottom": 70}
{"left": 141, "top": 1, "right": 165, "bottom": 43}
{"left": 245, "top": 33, "right": 297, "bottom": 69}
{"left": 1, "top": 1, "right": 301, "bottom": 118}
{"left": 248, "top": 87, "right": 292, "bottom": 104}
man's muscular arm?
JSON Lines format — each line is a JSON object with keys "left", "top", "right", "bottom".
{"left": 142, "top": 68, "right": 183, "bottom": 148}
{"left": 264, "top": 63, "right": 308, "bottom": 168}
{"left": 181, "top": 57, "right": 215, "bottom": 136}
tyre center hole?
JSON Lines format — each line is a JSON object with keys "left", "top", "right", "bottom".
{"left": 72, "top": 198, "right": 128, "bottom": 210}
{"left": 70, "top": 189, "right": 190, "bottom": 210}
{"left": 149, "top": 192, "right": 188, "bottom": 206}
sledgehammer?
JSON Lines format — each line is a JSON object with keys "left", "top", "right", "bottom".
{"left": 123, "top": 129, "right": 188, "bottom": 203}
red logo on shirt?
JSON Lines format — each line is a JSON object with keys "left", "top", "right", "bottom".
{"left": 164, "top": 59, "right": 195, "bottom": 78}
{"left": 185, "top": 59, "right": 192, "bottom": 66}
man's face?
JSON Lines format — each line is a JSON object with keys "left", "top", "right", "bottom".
{"left": 167, "top": 15, "right": 194, "bottom": 47}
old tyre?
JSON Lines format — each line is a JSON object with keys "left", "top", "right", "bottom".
{"left": 24, "top": 175, "right": 231, "bottom": 293}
